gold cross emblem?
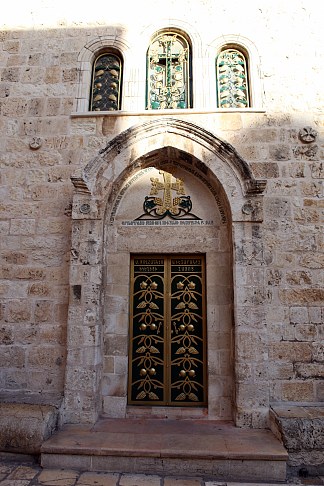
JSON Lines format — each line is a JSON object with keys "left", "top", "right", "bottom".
{"left": 150, "top": 171, "right": 185, "bottom": 215}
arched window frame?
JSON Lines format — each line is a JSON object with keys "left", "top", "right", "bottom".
{"left": 216, "top": 45, "right": 250, "bottom": 109}
{"left": 146, "top": 29, "right": 193, "bottom": 110}
{"left": 208, "top": 35, "right": 264, "bottom": 110}
{"left": 89, "top": 51, "right": 123, "bottom": 112}
{"left": 75, "top": 35, "right": 130, "bottom": 113}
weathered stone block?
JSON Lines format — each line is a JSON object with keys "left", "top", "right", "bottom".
{"left": 269, "top": 342, "right": 312, "bottom": 362}
{"left": 34, "top": 301, "right": 53, "bottom": 322}
{"left": 269, "top": 145, "right": 291, "bottom": 160}
{"left": 101, "top": 373, "right": 127, "bottom": 397}
{"left": 250, "top": 162, "right": 279, "bottom": 178}
{"left": 280, "top": 381, "right": 314, "bottom": 402}
{"left": 6, "top": 300, "right": 32, "bottom": 322}
{"left": 295, "top": 363, "right": 324, "bottom": 379}
{"left": 27, "top": 345, "right": 65, "bottom": 369}
{"left": 286, "top": 270, "right": 312, "bottom": 285}
{"left": 279, "top": 288, "right": 324, "bottom": 305}
{"left": 270, "top": 405, "right": 324, "bottom": 472}
{"left": 0, "top": 403, "right": 58, "bottom": 454}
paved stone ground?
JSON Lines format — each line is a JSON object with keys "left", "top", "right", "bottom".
{"left": 0, "top": 456, "right": 323, "bottom": 486}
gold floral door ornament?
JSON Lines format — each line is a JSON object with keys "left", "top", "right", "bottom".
{"left": 128, "top": 255, "right": 207, "bottom": 406}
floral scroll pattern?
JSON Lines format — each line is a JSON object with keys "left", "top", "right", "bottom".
{"left": 129, "top": 256, "right": 206, "bottom": 406}
{"left": 170, "top": 267, "right": 205, "bottom": 404}
{"left": 90, "top": 53, "right": 122, "bottom": 111}
{"left": 216, "top": 48, "right": 250, "bottom": 108}
{"left": 130, "top": 272, "right": 165, "bottom": 402}
{"left": 147, "top": 32, "right": 190, "bottom": 110}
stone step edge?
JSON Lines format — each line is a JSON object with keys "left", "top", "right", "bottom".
{"left": 41, "top": 453, "right": 287, "bottom": 482}
{"left": 41, "top": 445, "right": 288, "bottom": 461}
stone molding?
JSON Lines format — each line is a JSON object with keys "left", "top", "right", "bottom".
{"left": 71, "top": 117, "right": 266, "bottom": 202}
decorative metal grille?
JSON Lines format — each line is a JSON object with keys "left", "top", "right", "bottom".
{"left": 90, "top": 53, "right": 122, "bottom": 111}
{"left": 128, "top": 255, "right": 207, "bottom": 406}
{"left": 216, "top": 48, "right": 250, "bottom": 108}
{"left": 147, "top": 32, "right": 191, "bottom": 110}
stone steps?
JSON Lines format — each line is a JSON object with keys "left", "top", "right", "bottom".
{"left": 41, "top": 418, "right": 288, "bottom": 482}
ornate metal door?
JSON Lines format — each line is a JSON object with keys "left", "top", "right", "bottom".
{"left": 128, "top": 255, "right": 207, "bottom": 406}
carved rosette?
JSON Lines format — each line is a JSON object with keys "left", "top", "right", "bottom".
{"left": 298, "top": 126, "right": 318, "bottom": 143}
{"left": 294, "top": 126, "right": 318, "bottom": 160}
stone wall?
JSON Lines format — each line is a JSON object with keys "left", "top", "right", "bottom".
{"left": 0, "top": 0, "right": 323, "bottom": 448}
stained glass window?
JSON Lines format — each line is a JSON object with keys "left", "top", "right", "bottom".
{"left": 90, "top": 53, "right": 122, "bottom": 111}
{"left": 216, "top": 48, "right": 250, "bottom": 108}
{"left": 147, "top": 32, "right": 191, "bottom": 110}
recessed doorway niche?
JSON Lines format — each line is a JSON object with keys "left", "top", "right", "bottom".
{"left": 102, "top": 164, "right": 234, "bottom": 421}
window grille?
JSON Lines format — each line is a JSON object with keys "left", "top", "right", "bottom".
{"left": 147, "top": 32, "right": 191, "bottom": 110}
{"left": 216, "top": 48, "right": 250, "bottom": 108}
{"left": 90, "top": 53, "right": 122, "bottom": 111}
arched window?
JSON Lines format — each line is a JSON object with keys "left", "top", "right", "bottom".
{"left": 216, "top": 47, "right": 250, "bottom": 108}
{"left": 90, "top": 52, "right": 123, "bottom": 111}
{"left": 146, "top": 31, "right": 192, "bottom": 110}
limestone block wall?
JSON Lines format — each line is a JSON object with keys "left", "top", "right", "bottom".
{"left": 0, "top": 0, "right": 323, "bottom": 428}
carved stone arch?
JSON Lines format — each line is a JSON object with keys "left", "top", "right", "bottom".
{"left": 64, "top": 117, "right": 268, "bottom": 427}
{"left": 75, "top": 30, "right": 131, "bottom": 112}
{"left": 141, "top": 18, "right": 202, "bottom": 56}
{"left": 72, "top": 117, "right": 265, "bottom": 204}
{"left": 105, "top": 145, "right": 231, "bottom": 227}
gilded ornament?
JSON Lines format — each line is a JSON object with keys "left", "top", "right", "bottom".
{"left": 109, "top": 69, "right": 119, "bottom": 78}
{"left": 140, "top": 369, "right": 147, "bottom": 376}
{"left": 179, "top": 370, "right": 186, "bottom": 377}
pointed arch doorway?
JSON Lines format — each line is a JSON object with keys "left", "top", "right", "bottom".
{"left": 104, "top": 161, "right": 233, "bottom": 420}
{"left": 63, "top": 117, "right": 267, "bottom": 428}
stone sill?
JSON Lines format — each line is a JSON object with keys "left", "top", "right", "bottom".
{"left": 71, "top": 108, "right": 266, "bottom": 118}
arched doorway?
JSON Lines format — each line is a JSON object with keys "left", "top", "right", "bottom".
{"left": 103, "top": 156, "right": 233, "bottom": 420}
{"left": 63, "top": 118, "right": 267, "bottom": 428}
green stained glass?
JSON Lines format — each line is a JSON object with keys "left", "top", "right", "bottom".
{"left": 90, "top": 53, "right": 122, "bottom": 111}
{"left": 216, "top": 48, "right": 250, "bottom": 108}
{"left": 147, "top": 32, "right": 191, "bottom": 110}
